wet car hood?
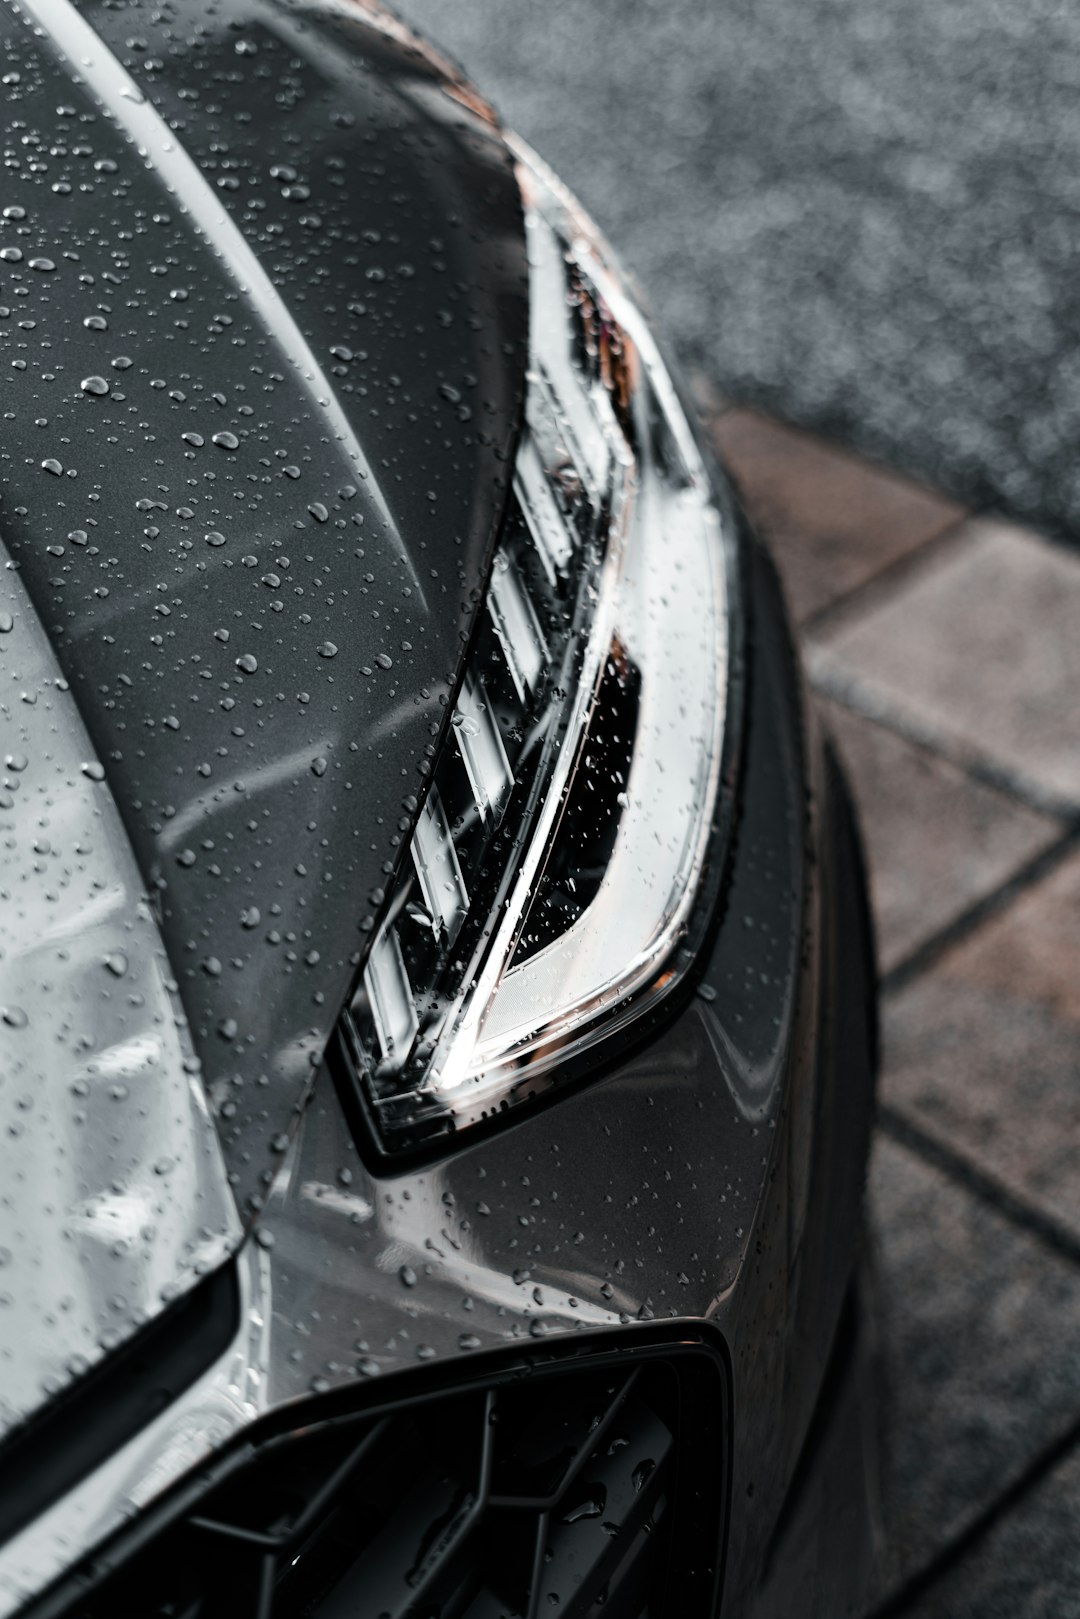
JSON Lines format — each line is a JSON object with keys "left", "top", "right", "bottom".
{"left": 0, "top": 0, "right": 528, "bottom": 1231}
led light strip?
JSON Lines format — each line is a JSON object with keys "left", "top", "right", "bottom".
{"left": 341, "top": 180, "right": 728, "bottom": 1152}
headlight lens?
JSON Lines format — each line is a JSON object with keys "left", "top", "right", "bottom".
{"left": 339, "top": 147, "right": 733, "bottom": 1154}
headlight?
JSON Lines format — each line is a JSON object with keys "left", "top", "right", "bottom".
{"left": 338, "top": 145, "right": 735, "bottom": 1156}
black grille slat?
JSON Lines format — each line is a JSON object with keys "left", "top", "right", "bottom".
{"left": 27, "top": 1340, "right": 727, "bottom": 1619}
{"left": 487, "top": 1366, "right": 639, "bottom": 1510}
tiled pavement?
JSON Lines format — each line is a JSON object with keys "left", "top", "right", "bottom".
{"left": 709, "top": 405, "right": 1080, "bottom": 1616}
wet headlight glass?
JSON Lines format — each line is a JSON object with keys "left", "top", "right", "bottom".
{"left": 339, "top": 146, "right": 734, "bottom": 1154}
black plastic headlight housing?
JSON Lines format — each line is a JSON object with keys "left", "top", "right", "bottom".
{"left": 338, "top": 147, "right": 736, "bottom": 1157}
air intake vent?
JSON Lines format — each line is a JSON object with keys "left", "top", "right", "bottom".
{"left": 31, "top": 1339, "right": 727, "bottom": 1619}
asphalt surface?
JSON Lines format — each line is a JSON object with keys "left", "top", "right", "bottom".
{"left": 396, "top": 0, "right": 1080, "bottom": 539}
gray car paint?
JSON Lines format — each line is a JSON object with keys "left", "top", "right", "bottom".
{"left": 0, "top": 0, "right": 528, "bottom": 1220}
{"left": 0, "top": 4, "right": 880, "bottom": 1613}
{"left": 0, "top": 547, "right": 240, "bottom": 1444}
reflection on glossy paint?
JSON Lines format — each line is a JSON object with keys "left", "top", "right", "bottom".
{"left": 0, "top": 551, "right": 240, "bottom": 1446}
{"left": 8, "top": 0, "right": 404, "bottom": 567}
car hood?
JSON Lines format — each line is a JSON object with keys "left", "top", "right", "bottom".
{"left": 1, "top": 0, "right": 527, "bottom": 1199}
{"left": 0, "top": 0, "right": 526, "bottom": 1437}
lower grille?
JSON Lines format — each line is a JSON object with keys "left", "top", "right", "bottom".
{"left": 30, "top": 1336, "right": 728, "bottom": 1619}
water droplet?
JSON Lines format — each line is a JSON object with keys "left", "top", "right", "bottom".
{"left": 560, "top": 1487, "right": 607, "bottom": 1524}
{"left": 0, "top": 613, "right": 12, "bottom": 634}
{"left": 104, "top": 952, "right": 128, "bottom": 978}
{"left": 81, "top": 761, "right": 105, "bottom": 781}
{"left": 80, "top": 375, "right": 110, "bottom": 397}
{"left": 212, "top": 431, "right": 239, "bottom": 451}
{"left": 41, "top": 459, "right": 63, "bottom": 476}
{"left": 236, "top": 653, "right": 258, "bottom": 674}
{"left": 2, "top": 1007, "right": 28, "bottom": 1029}
{"left": 317, "top": 641, "right": 338, "bottom": 659}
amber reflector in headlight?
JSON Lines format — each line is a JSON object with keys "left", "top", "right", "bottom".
{"left": 337, "top": 149, "right": 733, "bottom": 1154}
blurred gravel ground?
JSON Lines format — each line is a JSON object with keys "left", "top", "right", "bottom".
{"left": 395, "top": 0, "right": 1080, "bottom": 538}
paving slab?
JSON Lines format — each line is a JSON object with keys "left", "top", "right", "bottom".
{"left": 821, "top": 698, "right": 1060, "bottom": 973}
{"left": 868, "top": 1132, "right": 1080, "bottom": 1606}
{"left": 910, "top": 1438, "right": 1080, "bottom": 1619}
{"left": 711, "top": 409, "right": 964, "bottom": 623}
{"left": 809, "top": 519, "right": 1080, "bottom": 812}
{"left": 884, "top": 845, "right": 1080, "bottom": 1247}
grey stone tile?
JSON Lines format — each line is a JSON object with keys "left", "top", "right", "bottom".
{"left": 821, "top": 699, "right": 1059, "bottom": 973}
{"left": 910, "top": 1440, "right": 1080, "bottom": 1619}
{"left": 884, "top": 846, "right": 1080, "bottom": 1245}
{"left": 867, "top": 1134, "right": 1080, "bottom": 1605}
{"left": 809, "top": 520, "right": 1080, "bottom": 812}
{"left": 710, "top": 409, "right": 964, "bottom": 623}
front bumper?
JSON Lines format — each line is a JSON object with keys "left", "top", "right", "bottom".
{"left": 1, "top": 518, "right": 879, "bottom": 1618}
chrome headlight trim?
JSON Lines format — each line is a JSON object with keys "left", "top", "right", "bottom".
{"left": 339, "top": 144, "right": 737, "bottom": 1154}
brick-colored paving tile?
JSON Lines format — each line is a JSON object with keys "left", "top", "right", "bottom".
{"left": 911, "top": 1442, "right": 1080, "bottom": 1619}
{"left": 867, "top": 1134, "right": 1080, "bottom": 1608}
{"left": 711, "top": 408, "right": 964, "bottom": 622}
{"left": 821, "top": 698, "right": 1059, "bottom": 973}
{"left": 884, "top": 845, "right": 1080, "bottom": 1244}
{"left": 809, "top": 518, "right": 1080, "bottom": 812}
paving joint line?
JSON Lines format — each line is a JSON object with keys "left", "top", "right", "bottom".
{"left": 806, "top": 659, "right": 1080, "bottom": 824}
{"left": 881, "top": 822, "right": 1080, "bottom": 995}
{"left": 879, "top": 1102, "right": 1080, "bottom": 1271}
{"left": 800, "top": 509, "right": 977, "bottom": 642}
{"left": 867, "top": 1406, "right": 1080, "bottom": 1619}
